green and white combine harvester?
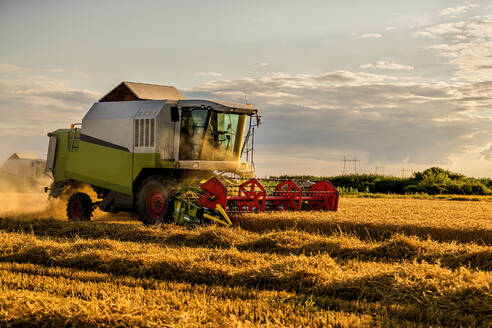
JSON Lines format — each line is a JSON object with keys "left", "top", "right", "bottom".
{"left": 45, "top": 82, "right": 339, "bottom": 225}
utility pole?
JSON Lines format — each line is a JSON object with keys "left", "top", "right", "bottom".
{"left": 375, "top": 166, "right": 384, "bottom": 175}
{"left": 341, "top": 156, "right": 360, "bottom": 175}
{"left": 401, "top": 168, "right": 413, "bottom": 178}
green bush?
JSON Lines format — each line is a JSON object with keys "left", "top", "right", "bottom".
{"left": 274, "top": 167, "right": 492, "bottom": 195}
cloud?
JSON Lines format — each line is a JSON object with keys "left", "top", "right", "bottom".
{"left": 1, "top": 65, "right": 92, "bottom": 80}
{"left": 360, "top": 60, "right": 414, "bottom": 71}
{"left": 414, "top": 19, "right": 491, "bottom": 39}
{"left": 197, "top": 71, "right": 405, "bottom": 97}
{"left": 43, "top": 68, "right": 90, "bottom": 79}
{"left": 71, "top": 70, "right": 91, "bottom": 79}
{"left": 44, "top": 68, "right": 65, "bottom": 73}
{"left": 188, "top": 70, "right": 492, "bottom": 176}
{"left": 0, "top": 63, "right": 30, "bottom": 74}
{"left": 195, "top": 72, "right": 222, "bottom": 77}
{"left": 359, "top": 33, "right": 383, "bottom": 39}
{"left": 0, "top": 74, "right": 101, "bottom": 161}
{"left": 414, "top": 22, "right": 466, "bottom": 38}
{"left": 439, "top": 3, "right": 478, "bottom": 17}
{"left": 482, "top": 145, "right": 492, "bottom": 161}
{"left": 416, "top": 18, "right": 492, "bottom": 82}
{"left": 1, "top": 60, "right": 490, "bottom": 176}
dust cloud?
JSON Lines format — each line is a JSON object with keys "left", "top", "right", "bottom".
{"left": 0, "top": 174, "right": 53, "bottom": 217}
{"left": 0, "top": 193, "right": 64, "bottom": 218}
{"left": 0, "top": 178, "right": 115, "bottom": 220}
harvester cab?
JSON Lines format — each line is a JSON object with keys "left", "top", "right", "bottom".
{"left": 45, "top": 81, "right": 338, "bottom": 225}
{"left": 173, "top": 99, "right": 259, "bottom": 174}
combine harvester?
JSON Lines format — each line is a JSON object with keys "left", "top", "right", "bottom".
{"left": 45, "top": 82, "right": 338, "bottom": 225}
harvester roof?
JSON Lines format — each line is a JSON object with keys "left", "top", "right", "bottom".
{"left": 178, "top": 99, "right": 258, "bottom": 115}
{"left": 98, "top": 81, "right": 258, "bottom": 115}
{"left": 100, "top": 81, "right": 186, "bottom": 102}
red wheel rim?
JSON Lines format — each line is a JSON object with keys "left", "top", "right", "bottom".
{"left": 145, "top": 189, "right": 165, "bottom": 218}
{"left": 70, "top": 200, "right": 82, "bottom": 220}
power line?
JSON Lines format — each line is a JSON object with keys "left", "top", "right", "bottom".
{"left": 401, "top": 167, "right": 414, "bottom": 178}
{"left": 374, "top": 166, "right": 384, "bottom": 175}
{"left": 341, "top": 156, "right": 360, "bottom": 175}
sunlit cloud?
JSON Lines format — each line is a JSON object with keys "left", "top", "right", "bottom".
{"left": 482, "top": 144, "right": 492, "bottom": 161}
{"left": 360, "top": 60, "right": 414, "bottom": 71}
{"left": 0, "top": 74, "right": 100, "bottom": 157}
{"left": 0, "top": 72, "right": 102, "bottom": 161}
{"left": 359, "top": 33, "right": 382, "bottom": 39}
{"left": 188, "top": 68, "right": 491, "bottom": 176}
{"left": 71, "top": 70, "right": 91, "bottom": 79}
{"left": 1, "top": 2, "right": 491, "bottom": 177}
{"left": 416, "top": 18, "right": 492, "bottom": 82}
{"left": 0, "top": 63, "right": 30, "bottom": 74}
{"left": 439, "top": 3, "right": 478, "bottom": 17}
{"left": 195, "top": 72, "right": 223, "bottom": 77}
{"left": 44, "top": 68, "right": 65, "bottom": 73}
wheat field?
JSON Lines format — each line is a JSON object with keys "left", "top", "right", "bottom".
{"left": 0, "top": 197, "right": 491, "bottom": 327}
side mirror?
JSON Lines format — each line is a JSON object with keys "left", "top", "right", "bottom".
{"left": 170, "top": 106, "right": 179, "bottom": 122}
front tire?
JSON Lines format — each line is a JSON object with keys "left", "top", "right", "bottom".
{"left": 137, "top": 177, "right": 171, "bottom": 225}
{"left": 67, "top": 192, "right": 93, "bottom": 221}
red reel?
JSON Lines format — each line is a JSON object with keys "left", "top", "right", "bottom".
{"left": 199, "top": 177, "right": 227, "bottom": 210}
{"left": 272, "top": 180, "right": 302, "bottom": 211}
{"left": 236, "top": 178, "right": 266, "bottom": 212}
{"left": 307, "top": 181, "right": 339, "bottom": 211}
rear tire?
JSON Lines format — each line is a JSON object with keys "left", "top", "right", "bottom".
{"left": 67, "top": 192, "right": 93, "bottom": 221}
{"left": 137, "top": 176, "right": 171, "bottom": 225}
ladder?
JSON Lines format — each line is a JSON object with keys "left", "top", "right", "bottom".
{"left": 68, "top": 123, "right": 82, "bottom": 152}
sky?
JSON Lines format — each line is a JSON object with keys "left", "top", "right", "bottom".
{"left": 0, "top": 0, "right": 491, "bottom": 177}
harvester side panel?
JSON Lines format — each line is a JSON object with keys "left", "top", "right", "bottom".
{"left": 54, "top": 100, "right": 175, "bottom": 196}
{"left": 132, "top": 101, "right": 177, "bottom": 182}
{"left": 50, "top": 129, "right": 70, "bottom": 182}
{"left": 83, "top": 101, "right": 144, "bottom": 152}
{"left": 64, "top": 141, "right": 134, "bottom": 195}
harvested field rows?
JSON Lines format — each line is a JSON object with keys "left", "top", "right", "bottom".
{"left": 0, "top": 197, "right": 491, "bottom": 327}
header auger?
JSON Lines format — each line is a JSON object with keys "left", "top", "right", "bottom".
{"left": 45, "top": 81, "right": 339, "bottom": 225}
{"left": 202, "top": 177, "right": 339, "bottom": 212}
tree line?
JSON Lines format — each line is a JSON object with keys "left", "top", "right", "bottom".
{"left": 274, "top": 167, "right": 492, "bottom": 195}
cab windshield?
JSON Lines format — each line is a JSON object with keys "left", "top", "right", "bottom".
{"left": 179, "top": 107, "right": 246, "bottom": 161}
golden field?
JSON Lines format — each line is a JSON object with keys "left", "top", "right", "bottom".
{"left": 0, "top": 197, "right": 491, "bottom": 327}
